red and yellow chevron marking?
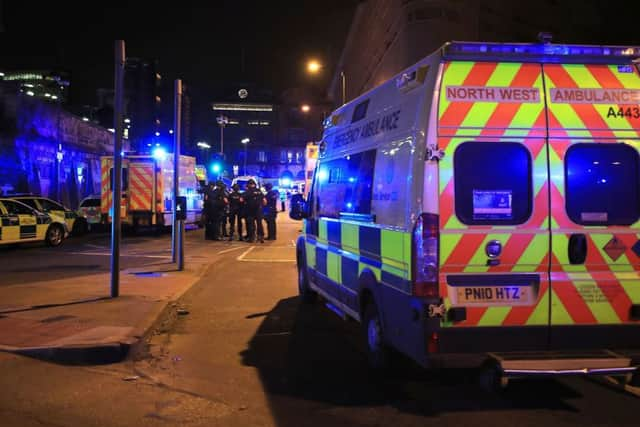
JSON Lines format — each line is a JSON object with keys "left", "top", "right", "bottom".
{"left": 129, "top": 163, "right": 154, "bottom": 212}
{"left": 547, "top": 137, "right": 640, "bottom": 325}
{"left": 438, "top": 62, "right": 546, "bottom": 138}
{"left": 100, "top": 158, "right": 112, "bottom": 215}
{"left": 544, "top": 64, "right": 640, "bottom": 139}
{"left": 438, "top": 136, "right": 551, "bottom": 328}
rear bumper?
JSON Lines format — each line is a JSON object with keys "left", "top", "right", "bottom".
{"left": 427, "top": 324, "right": 640, "bottom": 372}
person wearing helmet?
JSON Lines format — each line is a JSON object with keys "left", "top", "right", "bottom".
{"left": 244, "top": 178, "right": 265, "bottom": 243}
{"left": 263, "top": 182, "right": 279, "bottom": 240}
{"left": 227, "top": 183, "right": 244, "bottom": 241}
{"left": 206, "top": 180, "right": 228, "bottom": 240}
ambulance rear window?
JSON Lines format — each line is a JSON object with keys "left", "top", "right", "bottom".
{"left": 565, "top": 143, "right": 640, "bottom": 226}
{"left": 454, "top": 142, "right": 532, "bottom": 225}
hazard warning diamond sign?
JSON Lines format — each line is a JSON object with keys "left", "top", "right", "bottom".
{"left": 603, "top": 236, "right": 626, "bottom": 262}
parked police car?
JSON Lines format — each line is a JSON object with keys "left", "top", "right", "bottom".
{"left": 0, "top": 198, "right": 68, "bottom": 247}
{"left": 7, "top": 194, "right": 86, "bottom": 236}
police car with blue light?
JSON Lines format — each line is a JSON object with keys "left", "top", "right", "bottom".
{"left": 0, "top": 198, "right": 68, "bottom": 247}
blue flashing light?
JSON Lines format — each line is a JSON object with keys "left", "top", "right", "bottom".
{"left": 348, "top": 176, "right": 356, "bottom": 183}
{"left": 211, "top": 163, "right": 221, "bottom": 173}
{"left": 152, "top": 147, "right": 167, "bottom": 160}
{"left": 444, "top": 42, "right": 640, "bottom": 64}
{"left": 317, "top": 168, "right": 329, "bottom": 182}
{"left": 280, "top": 177, "right": 292, "bottom": 187}
{"left": 346, "top": 202, "right": 353, "bottom": 209}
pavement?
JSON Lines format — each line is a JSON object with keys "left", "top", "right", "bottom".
{"left": 0, "top": 236, "right": 217, "bottom": 364}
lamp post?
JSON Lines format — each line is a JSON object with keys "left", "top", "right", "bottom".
{"left": 196, "top": 141, "right": 210, "bottom": 164}
{"left": 241, "top": 138, "right": 250, "bottom": 176}
{"left": 216, "top": 115, "right": 228, "bottom": 156}
{"left": 340, "top": 70, "right": 346, "bottom": 105}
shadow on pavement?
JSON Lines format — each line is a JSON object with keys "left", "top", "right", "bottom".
{"left": 241, "top": 297, "right": 582, "bottom": 426}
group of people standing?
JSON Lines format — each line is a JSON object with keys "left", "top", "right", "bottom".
{"left": 203, "top": 178, "right": 279, "bottom": 243}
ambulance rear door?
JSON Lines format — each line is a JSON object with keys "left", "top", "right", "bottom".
{"left": 437, "top": 60, "right": 551, "bottom": 351}
{"left": 543, "top": 62, "right": 640, "bottom": 347}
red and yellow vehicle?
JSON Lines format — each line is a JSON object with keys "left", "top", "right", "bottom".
{"left": 100, "top": 152, "right": 203, "bottom": 230}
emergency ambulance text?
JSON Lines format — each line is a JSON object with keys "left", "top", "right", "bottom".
{"left": 446, "top": 86, "right": 541, "bottom": 103}
{"left": 333, "top": 109, "right": 401, "bottom": 148}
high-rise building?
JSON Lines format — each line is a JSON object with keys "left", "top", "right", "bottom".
{"left": 0, "top": 70, "right": 70, "bottom": 103}
{"left": 124, "top": 58, "right": 163, "bottom": 152}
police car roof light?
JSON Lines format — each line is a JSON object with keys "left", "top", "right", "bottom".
{"left": 443, "top": 41, "right": 640, "bottom": 64}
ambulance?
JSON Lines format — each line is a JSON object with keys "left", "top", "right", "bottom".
{"left": 100, "top": 152, "right": 203, "bottom": 230}
{"left": 290, "top": 39, "right": 640, "bottom": 385}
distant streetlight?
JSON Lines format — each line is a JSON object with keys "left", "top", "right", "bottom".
{"left": 216, "top": 115, "right": 229, "bottom": 155}
{"left": 241, "top": 138, "right": 250, "bottom": 175}
{"left": 306, "top": 59, "right": 322, "bottom": 74}
{"left": 197, "top": 141, "right": 211, "bottom": 149}
{"left": 301, "top": 104, "right": 311, "bottom": 113}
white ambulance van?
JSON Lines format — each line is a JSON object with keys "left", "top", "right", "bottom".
{"left": 290, "top": 40, "right": 640, "bottom": 385}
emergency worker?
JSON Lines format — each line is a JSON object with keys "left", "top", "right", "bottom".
{"left": 244, "top": 179, "right": 265, "bottom": 243}
{"left": 203, "top": 183, "right": 216, "bottom": 240}
{"left": 208, "top": 181, "right": 228, "bottom": 240}
{"left": 227, "top": 183, "right": 244, "bottom": 241}
{"left": 264, "top": 183, "right": 279, "bottom": 240}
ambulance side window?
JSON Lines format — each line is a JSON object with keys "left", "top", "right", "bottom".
{"left": 317, "top": 150, "right": 376, "bottom": 219}
{"left": 565, "top": 143, "right": 640, "bottom": 225}
{"left": 454, "top": 142, "right": 532, "bottom": 225}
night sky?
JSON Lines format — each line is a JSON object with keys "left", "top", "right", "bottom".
{"left": 0, "top": 1, "right": 358, "bottom": 140}
{"left": 2, "top": 0, "right": 640, "bottom": 142}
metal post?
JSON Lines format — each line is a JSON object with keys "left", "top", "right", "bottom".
{"left": 172, "top": 79, "right": 182, "bottom": 264}
{"left": 220, "top": 123, "right": 224, "bottom": 156}
{"left": 111, "top": 40, "right": 125, "bottom": 298}
{"left": 340, "top": 71, "right": 346, "bottom": 105}
{"left": 244, "top": 144, "right": 247, "bottom": 175}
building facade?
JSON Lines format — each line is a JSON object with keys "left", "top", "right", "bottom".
{"left": 0, "top": 69, "right": 70, "bottom": 103}
{"left": 210, "top": 85, "right": 312, "bottom": 183}
{"left": 0, "top": 84, "right": 119, "bottom": 208}
{"left": 329, "top": 0, "right": 602, "bottom": 106}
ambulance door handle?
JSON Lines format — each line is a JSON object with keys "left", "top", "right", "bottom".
{"left": 568, "top": 233, "right": 587, "bottom": 265}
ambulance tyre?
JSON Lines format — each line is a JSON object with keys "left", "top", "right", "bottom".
{"left": 363, "top": 301, "right": 389, "bottom": 371}
{"left": 45, "top": 224, "right": 64, "bottom": 247}
{"left": 297, "top": 252, "right": 316, "bottom": 303}
{"left": 479, "top": 361, "right": 508, "bottom": 392}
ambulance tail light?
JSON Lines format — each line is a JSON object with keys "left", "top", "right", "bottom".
{"left": 412, "top": 213, "right": 439, "bottom": 298}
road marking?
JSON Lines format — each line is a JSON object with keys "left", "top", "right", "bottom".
{"left": 236, "top": 246, "right": 256, "bottom": 261}
{"left": 67, "top": 251, "right": 171, "bottom": 259}
{"left": 217, "top": 246, "right": 246, "bottom": 254}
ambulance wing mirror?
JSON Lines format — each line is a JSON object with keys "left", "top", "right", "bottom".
{"left": 289, "top": 193, "right": 307, "bottom": 221}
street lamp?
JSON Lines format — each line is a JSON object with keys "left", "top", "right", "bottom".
{"left": 241, "top": 138, "right": 250, "bottom": 176}
{"left": 216, "top": 114, "right": 228, "bottom": 155}
{"left": 340, "top": 70, "right": 346, "bottom": 105}
{"left": 301, "top": 104, "right": 311, "bottom": 113}
{"left": 307, "top": 59, "right": 321, "bottom": 74}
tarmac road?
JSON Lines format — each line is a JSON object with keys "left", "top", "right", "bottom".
{"left": 0, "top": 215, "right": 638, "bottom": 427}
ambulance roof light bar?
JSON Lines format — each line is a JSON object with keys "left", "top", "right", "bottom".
{"left": 443, "top": 41, "right": 640, "bottom": 64}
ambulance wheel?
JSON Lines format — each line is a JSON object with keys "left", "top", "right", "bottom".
{"left": 479, "top": 361, "right": 508, "bottom": 392}
{"left": 45, "top": 224, "right": 64, "bottom": 247}
{"left": 363, "top": 301, "right": 389, "bottom": 370}
{"left": 297, "top": 252, "right": 316, "bottom": 303}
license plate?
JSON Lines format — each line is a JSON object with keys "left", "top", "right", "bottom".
{"left": 454, "top": 286, "right": 532, "bottom": 306}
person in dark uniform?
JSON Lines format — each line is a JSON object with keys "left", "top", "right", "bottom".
{"left": 209, "top": 181, "right": 228, "bottom": 240}
{"left": 203, "top": 183, "right": 217, "bottom": 240}
{"left": 244, "top": 179, "right": 265, "bottom": 243}
{"left": 264, "top": 182, "right": 279, "bottom": 240}
{"left": 227, "top": 183, "right": 244, "bottom": 241}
